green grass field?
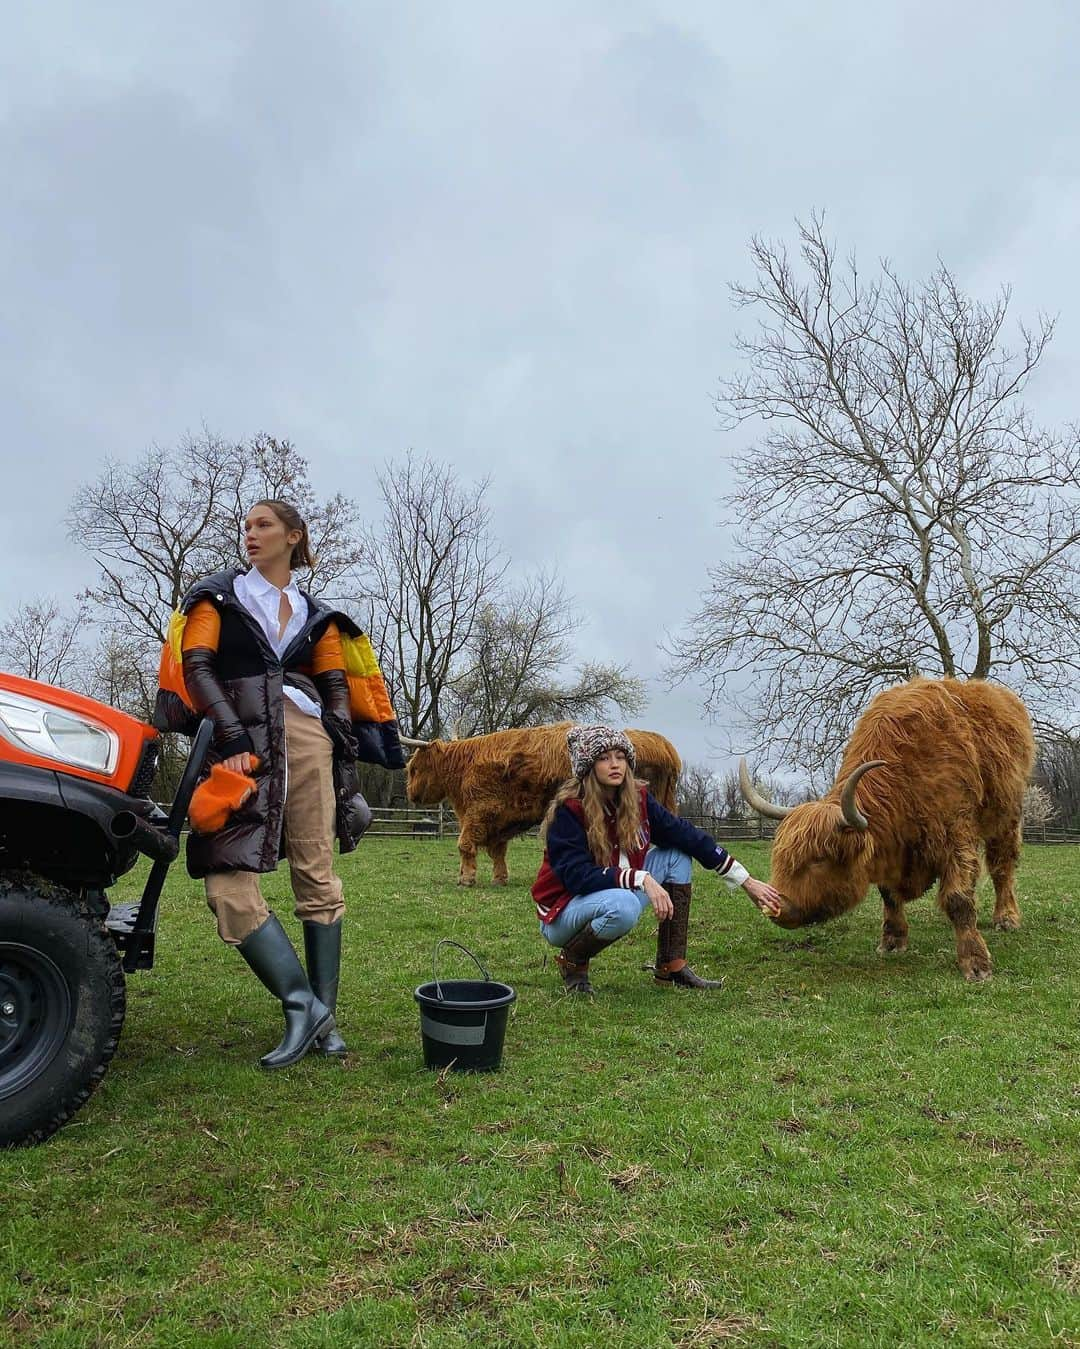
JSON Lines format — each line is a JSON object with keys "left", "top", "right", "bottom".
{"left": 2, "top": 839, "right": 1078, "bottom": 1348}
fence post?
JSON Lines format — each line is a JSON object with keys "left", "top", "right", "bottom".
{"left": 438, "top": 802, "right": 444, "bottom": 839}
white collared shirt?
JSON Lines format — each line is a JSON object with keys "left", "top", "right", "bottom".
{"left": 233, "top": 568, "right": 322, "bottom": 718}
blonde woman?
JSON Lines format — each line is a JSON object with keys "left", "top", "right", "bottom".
{"left": 532, "top": 725, "right": 782, "bottom": 994}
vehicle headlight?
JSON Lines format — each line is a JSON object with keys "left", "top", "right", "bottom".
{"left": 0, "top": 689, "right": 119, "bottom": 774}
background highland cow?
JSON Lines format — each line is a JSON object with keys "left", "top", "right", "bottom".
{"left": 405, "top": 722, "right": 680, "bottom": 886}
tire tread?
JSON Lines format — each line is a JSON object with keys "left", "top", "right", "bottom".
{"left": 0, "top": 871, "right": 126, "bottom": 1147}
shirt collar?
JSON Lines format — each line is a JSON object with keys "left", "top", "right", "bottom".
{"left": 240, "top": 567, "right": 300, "bottom": 603}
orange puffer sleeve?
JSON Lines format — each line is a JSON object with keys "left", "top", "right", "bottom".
{"left": 182, "top": 600, "right": 221, "bottom": 652}
{"left": 312, "top": 621, "right": 345, "bottom": 674}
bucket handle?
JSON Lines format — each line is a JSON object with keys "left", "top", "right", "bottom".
{"left": 433, "top": 939, "right": 492, "bottom": 1000}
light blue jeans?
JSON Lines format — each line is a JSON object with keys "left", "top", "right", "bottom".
{"left": 540, "top": 846, "right": 692, "bottom": 947}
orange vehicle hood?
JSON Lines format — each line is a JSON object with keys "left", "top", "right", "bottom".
{"left": 0, "top": 671, "right": 157, "bottom": 791}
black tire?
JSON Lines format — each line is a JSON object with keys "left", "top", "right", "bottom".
{"left": 0, "top": 873, "right": 126, "bottom": 1147}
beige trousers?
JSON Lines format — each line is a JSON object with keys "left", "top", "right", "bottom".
{"left": 205, "top": 698, "right": 346, "bottom": 945}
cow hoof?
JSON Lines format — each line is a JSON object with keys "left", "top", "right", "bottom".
{"left": 492, "top": 877, "right": 509, "bottom": 887}
{"left": 877, "top": 940, "right": 908, "bottom": 955}
{"left": 993, "top": 914, "right": 1021, "bottom": 931}
{"left": 457, "top": 877, "right": 476, "bottom": 888}
{"left": 962, "top": 964, "right": 992, "bottom": 983}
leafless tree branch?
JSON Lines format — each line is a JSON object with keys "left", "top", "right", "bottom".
{"left": 668, "top": 216, "right": 1080, "bottom": 775}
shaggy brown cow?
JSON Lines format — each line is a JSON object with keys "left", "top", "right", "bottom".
{"left": 739, "top": 677, "right": 1035, "bottom": 981}
{"left": 405, "top": 722, "right": 681, "bottom": 886}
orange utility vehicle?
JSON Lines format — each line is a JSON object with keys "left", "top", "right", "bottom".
{"left": 0, "top": 671, "right": 210, "bottom": 1145}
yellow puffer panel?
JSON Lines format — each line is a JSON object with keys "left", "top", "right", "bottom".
{"left": 157, "top": 620, "right": 394, "bottom": 726}
{"left": 340, "top": 632, "right": 396, "bottom": 724}
{"left": 158, "top": 610, "right": 194, "bottom": 707}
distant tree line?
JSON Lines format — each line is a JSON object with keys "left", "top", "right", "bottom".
{"left": 678, "top": 761, "right": 1075, "bottom": 834}
{"left": 676, "top": 761, "right": 807, "bottom": 823}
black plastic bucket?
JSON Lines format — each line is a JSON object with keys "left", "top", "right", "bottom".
{"left": 414, "top": 940, "right": 516, "bottom": 1072}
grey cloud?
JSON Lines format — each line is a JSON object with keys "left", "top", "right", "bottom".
{"left": 3, "top": 1, "right": 1080, "bottom": 767}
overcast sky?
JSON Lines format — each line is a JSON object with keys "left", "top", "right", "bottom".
{"left": 3, "top": 2, "right": 1079, "bottom": 769}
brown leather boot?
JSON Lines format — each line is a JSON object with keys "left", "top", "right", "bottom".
{"left": 555, "top": 922, "right": 618, "bottom": 995}
{"left": 654, "top": 882, "right": 724, "bottom": 990}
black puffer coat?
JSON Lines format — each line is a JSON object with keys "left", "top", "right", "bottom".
{"left": 154, "top": 570, "right": 391, "bottom": 879}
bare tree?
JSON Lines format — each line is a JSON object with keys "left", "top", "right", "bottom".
{"left": 676, "top": 762, "right": 727, "bottom": 819}
{"left": 71, "top": 432, "right": 246, "bottom": 648}
{"left": 1021, "top": 783, "right": 1057, "bottom": 835}
{"left": 445, "top": 576, "right": 646, "bottom": 736}
{"left": 210, "top": 435, "right": 364, "bottom": 601}
{"left": 0, "top": 597, "right": 89, "bottom": 688}
{"left": 1034, "top": 738, "right": 1080, "bottom": 830}
{"left": 68, "top": 431, "right": 366, "bottom": 649}
{"left": 84, "top": 633, "right": 160, "bottom": 722}
{"left": 668, "top": 215, "right": 1080, "bottom": 776}
{"left": 716, "top": 768, "right": 748, "bottom": 822}
{"left": 359, "top": 454, "right": 507, "bottom": 738}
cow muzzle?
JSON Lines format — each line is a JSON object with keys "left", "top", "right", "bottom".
{"left": 768, "top": 895, "right": 808, "bottom": 929}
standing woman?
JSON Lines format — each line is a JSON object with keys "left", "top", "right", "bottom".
{"left": 532, "top": 725, "right": 782, "bottom": 994}
{"left": 155, "top": 500, "right": 404, "bottom": 1067}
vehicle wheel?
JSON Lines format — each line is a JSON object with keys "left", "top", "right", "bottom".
{"left": 0, "top": 873, "right": 126, "bottom": 1146}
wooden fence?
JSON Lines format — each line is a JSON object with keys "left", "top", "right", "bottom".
{"left": 365, "top": 806, "right": 780, "bottom": 841}
{"left": 367, "top": 804, "right": 458, "bottom": 838}
{"left": 1021, "top": 826, "right": 1080, "bottom": 845}
{"left": 365, "top": 804, "right": 1080, "bottom": 846}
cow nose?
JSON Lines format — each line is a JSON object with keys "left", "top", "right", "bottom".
{"left": 769, "top": 895, "right": 804, "bottom": 929}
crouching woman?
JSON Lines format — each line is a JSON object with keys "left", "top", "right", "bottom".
{"left": 532, "top": 725, "right": 782, "bottom": 994}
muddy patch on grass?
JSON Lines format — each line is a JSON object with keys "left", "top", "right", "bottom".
{"left": 1047, "top": 1253, "right": 1080, "bottom": 1293}
{"left": 954, "top": 1130, "right": 1027, "bottom": 1156}
{"left": 672, "top": 1311, "right": 757, "bottom": 1345}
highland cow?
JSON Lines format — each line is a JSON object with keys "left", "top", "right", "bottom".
{"left": 740, "top": 678, "right": 1035, "bottom": 981}
{"left": 404, "top": 723, "right": 681, "bottom": 886}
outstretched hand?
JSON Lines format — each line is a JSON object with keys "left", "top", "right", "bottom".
{"left": 743, "top": 877, "right": 784, "bottom": 918}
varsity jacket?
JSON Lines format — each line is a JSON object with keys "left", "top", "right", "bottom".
{"left": 531, "top": 786, "right": 750, "bottom": 923}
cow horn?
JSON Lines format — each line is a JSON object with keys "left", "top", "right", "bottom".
{"left": 398, "top": 735, "right": 431, "bottom": 749}
{"left": 838, "top": 760, "right": 887, "bottom": 831}
{"left": 738, "top": 758, "right": 795, "bottom": 820}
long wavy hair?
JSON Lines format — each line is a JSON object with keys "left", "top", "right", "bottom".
{"left": 540, "top": 767, "right": 648, "bottom": 865}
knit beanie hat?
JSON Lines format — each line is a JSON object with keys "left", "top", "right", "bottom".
{"left": 567, "top": 724, "right": 636, "bottom": 780}
{"left": 189, "top": 759, "right": 259, "bottom": 834}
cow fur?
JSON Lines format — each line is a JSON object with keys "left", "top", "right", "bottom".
{"left": 763, "top": 677, "right": 1035, "bottom": 981}
{"left": 405, "top": 722, "right": 681, "bottom": 886}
